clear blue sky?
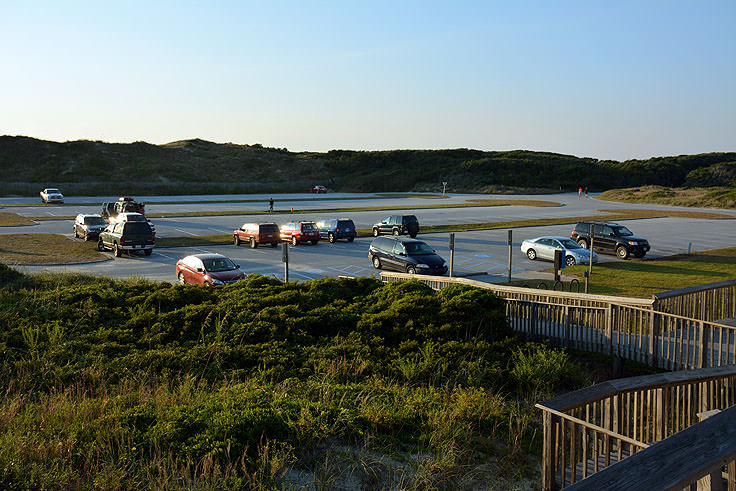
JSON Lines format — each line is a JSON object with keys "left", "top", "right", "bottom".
{"left": 1, "top": 1, "right": 734, "bottom": 160}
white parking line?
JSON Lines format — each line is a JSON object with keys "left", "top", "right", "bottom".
{"left": 173, "top": 228, "right": 198, "bottom": 236}
{"left": 193, "top": 248, "right": 212, "bottom": 254}
{"left": 46, "top": 211, "right": 56, "bottom": 216}
{"left": 155, "top": 251, "right": 177, "bottom": 260}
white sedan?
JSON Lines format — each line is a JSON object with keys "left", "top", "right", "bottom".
{"left": 521, "top": 236, "right": 598, "bottom": 266}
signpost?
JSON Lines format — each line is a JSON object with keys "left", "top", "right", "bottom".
{"left": 449, "top": 233, "right": 455, "bottom": 277}
{"left": 282, "top": 244, "right": 289, "bottom": 283}
{"left": 507, "top": 230, "right": 513, "bottom": 283}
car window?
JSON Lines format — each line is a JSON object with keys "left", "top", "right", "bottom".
{"left": 85, "top": 217, "right": 107, "bottom": 226}
{"left": 600, "top": 226, "right": 614, "bottom": 236}
{"left": 549, "top": 239, "right": 562, "bottom": 249}
{"left": 392, "top": 242, "right": 405, "bottom": 255}
{"left": 576, "top": 223, "right": 589, "bottom": 234}
{"left": 337, "top": 220, "right": 354, "bottom": 228}
{"left": 203, "top": 257, "right": 236, "bottom": 272}
{"left": 538, "top": 238, "right": 551, "bottom": 246}
{"left": 612, "top": 226, "right": 633, "bottom": 236}
{"left": 560, "top": 239, "right": 582, "bottom": 249}
{"left": 301, "top": 223, "right": 317, "bottom": 231}
{"left": 405, "top": 241, "right": 434, "bottom": 255}
{"left": 113, "top": 223, "right": 124, "bottom": 234}
{"left": 47, "top": 188, "right": 60, "bottom": 193}
{"left": 124, "top": 222, "right": 152, "bottom": 234}
{"left": 261, "top": 224, "right": 279, "bottom": 233}
{"left": 403, "top": 215, "right": 418, "bottom": 224}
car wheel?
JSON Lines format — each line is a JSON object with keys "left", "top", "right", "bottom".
{"left": 565, "top": 255, "right": 576, "bottom": 267}
{"left": 291, "top": 236, "right": 298, "bottom": 246}
{"left": 271, "top": 242, "right": 278, "bottom": 248}
{"left": 616, "top": 246, "right": 629, "bottom": 260}
{"left": 234, "top": 235, "right": 240, "bottom": 246}
{"left": 328, "top": 233, "right": 335, "bottom": 243}
{"left": 347, "top": 237, "right": 354, "bottom": 242}
{"left": 372, "top": 228, "right": 380, "bottom": 237}
{"left": 372, "top": 256, "right": 381, "bottom": 269}
{"left": 577, "top": 239, "right": 588, "bottom": 249}
{"left": 526, "top": 249, "right": 537, "bottom": 260}
{"left": 311, "top": 240, "right": 318, "bottom": 245}
{"left": 178, "top": 272, "right": 186, "bottom": 285}
{"left": 97, "top": 240, "right": 105, "bottom": 252}
{"left": 392, "top": 228, "right": 400, "bottom": 236}
{"left": 144, "top": 249, "right": 152, "bottom": 256}
{"left": 406, "top": 265, "right": 416, "bottom": 275}
{"left": 250, "top": 237, "right": 257, "bottom": 249}
{"left": 113, "top": 243, "right": 122, "bottom": 257}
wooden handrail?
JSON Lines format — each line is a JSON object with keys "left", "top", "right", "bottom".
{"left": 653, "top": 279, "right": 736, "bottom": 300}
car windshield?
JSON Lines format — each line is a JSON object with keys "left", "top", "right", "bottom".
{"left": 559, "top": 239, "right": 582, "bottom": 249}
{"left": 47, "top": 189, "right": 60, "bottom": 193}
{"left": 123, "top": 222, "right": 152, "bottom": 234}
{"left": 612, "top": 226, "right": 633, "bottom": 236}
{"left": 125, "top": 215, "right": 146, "bottom": 222}
{"left": 301, "top": 223, "right": 317, "bottom": 231}
{"left": 84, "top": 217, "right": 107, "bottom": 226}
{"left": 261, "top": 224, "right": 279, "bottom": 233}
{"left": 405, "top": 242, "right": 435, "bottom": 255}
{"left": 203, "top": 257, "right": 236, "bottom": 272}
{"left": 337, "top": 220, "right": 354, "bottom": 227}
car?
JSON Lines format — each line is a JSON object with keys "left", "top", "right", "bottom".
{"left": 97, "top": 221, "right": 155, "bottom": 257}
{"left": 311, "top": 185, "right": 327, "bottom": 194}
{"left": 233, "top": 222, "right": 280, "bottom": 248}
{"left": 520, "top": 236, "right": 598, "bottom": 266}
{"left": 40, "top": 188, "right": 64, "bottom": 204}
{"left": 316, "top": 218, "right": 356, "bottom": 243}
{"left": 372, "top": 215, "right": 419, "bottom": 238}
{"left": 176, "top": 253, "right": 245, "bottom": 286}
{"left": 73, "top": 214, "right": 109, "bottom": 241}
{"left": 280, "top": 221, "right": 320, "bottom": 246}
{"left": 368, "top": 236, "right": 447, "bottom": 275}
{"left": 571, "top": 221, "right": 650, "bottom": 259}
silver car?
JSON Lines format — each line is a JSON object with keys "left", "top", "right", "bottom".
{"left": 521, "top": 236, "right": 598, "bottom": 266}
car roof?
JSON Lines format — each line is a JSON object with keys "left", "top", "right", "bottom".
{"left": 376, "top": 237, "right": 425, "bottom": 244}
{"left": 530, "top": 236, "right": 574, "bottom": 242}
{"left": 78, "top": 213, "right": 103, "bottom": 218}
{"left": 579, "top": 221, "right": 619, "bottom": 226}
{"left": 183, "top": 253, "right": 228, "bottom": 261}
{"left": 119, "top": 212, "right": 144, "bottom": 216}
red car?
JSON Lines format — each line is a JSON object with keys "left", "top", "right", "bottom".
{"left": 280, "top": 221, "right": 320, "bottom": 246}
{"left": 233, "top": 222, "right": 280, "bottom": 248}
{"left": 176, "top": 253, "right": 245, "bottom": 286}
{"left": 311, "top": 185, "right": 327, "bottom": 193}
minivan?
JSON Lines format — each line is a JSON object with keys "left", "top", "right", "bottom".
{"left": 316, "top": 218, "right": 356, "bottom": 243}
{"left": 368, "top": 236, "right": 447, "bottom": 275}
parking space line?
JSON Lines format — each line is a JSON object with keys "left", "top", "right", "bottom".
{"left": 173, "top": 228, "right": 198, "bottom": 236}
{"left": 155, "top": 251, "right": 177, "bottom": 260}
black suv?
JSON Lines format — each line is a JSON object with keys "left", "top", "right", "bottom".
{"left": 368, "top": 236, "right": 447, "bottom": 275}
{"left": 570, "top": 221, "right": 650, "bottom": 259}
{"left": 372, "top": 215, "right": 419, "bottom": 238}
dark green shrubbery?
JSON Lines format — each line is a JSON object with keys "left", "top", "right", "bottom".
{"left": 0, "top": 266, "right": 583, "bottom": 488}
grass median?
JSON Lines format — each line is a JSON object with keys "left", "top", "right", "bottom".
{"left": 506, "top": 247, "right": 736, "bottom": 298}
{"left": 0, "top": 234, "right": 108, "bottom": 265}
{"left": 0, "top": 212, "right": 37, "bottom": 226}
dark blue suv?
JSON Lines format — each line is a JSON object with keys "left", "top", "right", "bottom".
{"left": 368, "top": 236, "right": 447, "bottom": 275}
{"left": 316, "top": 218, "right": 356, "bottom": 243}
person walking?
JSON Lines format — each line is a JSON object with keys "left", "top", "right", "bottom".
{"left": 269, "top": 197, "right": 274, "bottom": 213}
{"left": 578, "top": 187, "right": 582, "bottom": 198}
{"left": 584, "top": 187, "right": 589, "bottom": 198}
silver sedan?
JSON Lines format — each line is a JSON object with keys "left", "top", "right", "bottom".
{"left": 521, "top": 236, "right": 598, "bottom": 266}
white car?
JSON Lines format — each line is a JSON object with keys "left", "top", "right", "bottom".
{"left": 521, "top": 236, "right": 598, "bottom": 266}
{"left": 40, "top": 188, "right": 64, "bottom": 204}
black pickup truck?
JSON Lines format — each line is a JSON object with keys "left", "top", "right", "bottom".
{"left": 97, "top": 221, "right": 155, "bottom": 257}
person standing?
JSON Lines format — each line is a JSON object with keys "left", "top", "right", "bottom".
{"left": 584, "top": 187, "right": 589, "bottom": 198}
{"left": 578, "top": 187, "right": 582, "bottom": 198}
{"left": 269, "top": 197, "right": 274, "bottom": 213}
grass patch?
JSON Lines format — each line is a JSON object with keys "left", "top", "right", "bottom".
{"left": 0, "top": 211, "right": 36, "bottom": 226}
{"left": 598, "top": 185, "right": 736, "bottom": 209}
{"left": 0, "top": 234, "right": 107, "bottom": 264}
{"left": 504, "top": 247, "right": 736, "bottom": 298}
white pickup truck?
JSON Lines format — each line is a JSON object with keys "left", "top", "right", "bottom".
{"left": 40, "top": 188, "right": 65, "bottom": 204}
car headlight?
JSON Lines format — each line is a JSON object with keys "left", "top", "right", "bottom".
{"left": 210, "top": 278, "right": 225, "bottom": 285}
{"left": 628, "top": 241, "right": 638, "bottom": 246}
{"left": 417, "top": 264, "right": 430, "bottom": 268}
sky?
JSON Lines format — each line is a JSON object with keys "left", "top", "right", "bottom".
{"left": 1, "top": 0, "right": 734, "bottom": 161}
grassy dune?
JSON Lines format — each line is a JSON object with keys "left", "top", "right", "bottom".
{"left": 598, "top": 186, "right": 736, "bottom": 209}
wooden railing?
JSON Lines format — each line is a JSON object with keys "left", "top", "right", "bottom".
{"left": 536, "top": 366, "right": 736, "bottom": 490}
{"left": 654, "top": 279, "right": 736, "bottom": 322}
{"left": 381, "top": 273, "right": 736, "bottom": 370}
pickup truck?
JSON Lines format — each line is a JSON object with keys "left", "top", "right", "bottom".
{"left": 40, "top": 188, "right": 65, "bottom": 204}
{"left": 97, "top": 221, "right": 155, "bottom": 257}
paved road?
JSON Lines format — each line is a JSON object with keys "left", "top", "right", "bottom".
{"left": 4, "top": 192, "right": 736, "bottom": 283}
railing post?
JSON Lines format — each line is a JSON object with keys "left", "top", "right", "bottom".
{"left": 607, "top": 304, "right": 614, "bottom": 355}
{"left": 543, "top": 410, "right": 554, "bottom": 490}
{"left": 699, "top": 321, "right": 709, "bottom": 369}
{"left": 649, "top": 299, "right": 659, "bottom": 367}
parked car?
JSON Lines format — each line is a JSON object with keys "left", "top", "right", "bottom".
{"left": 97, "top": 221, "right": 155, "bottom": 257}
{"left": 233, "top": 222, "right": 280, "bottom": 248}
{"left": 521, "top": 236, "right": 598, "bottom": 266}
{"left": 571, "top": 221, "right": 650, "bottom": 259}
{"left": 311, "top": 185, "right": 327, "bottom": 194}
{"left": 368, "top": 236, "right": 447, "bottom": 275}
{"left": 316, "top": 218, "right": 356, "bottom": 243}
{"left": 73, "top": 214, "right": 108, "bottom": 241}
{"left": 372, "top": 215, "right": 419, "bottom": 238}
{"left": 40, "top": 188, "right": 64, "bottom": 204}
{"left": 280, "top": 221, "right": 320, "bottom": 246}
{"left": 101, "top": 197, "right": 145, "bottom": 223}
{"left": 176, "top": 253, "right": 245, "bottom": 286}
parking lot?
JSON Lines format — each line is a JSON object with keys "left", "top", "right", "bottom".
{"left": 4, "top": 192, "right": 736, "bottom": 283}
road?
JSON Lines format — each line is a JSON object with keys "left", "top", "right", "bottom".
{"left": 3, "top": 192, "right": 735, "bottom": 283}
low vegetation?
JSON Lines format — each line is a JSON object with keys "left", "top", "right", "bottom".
{"left": 513, "top": 247, "right": 736, "bottom": 298}
{"left": 0, "top": 211, "right": 35, "bottom": 226}
{"left": 0, "top": 233, "right": 107, "bottom": 264}
{"left": 0, "top": 267, "right": 595, "bottom": 488}
{"left": 2, "top": 136, "right": 734, "bottom": 195}
{"left": 598, "top": 185, "right": 736, "bottom": 209}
